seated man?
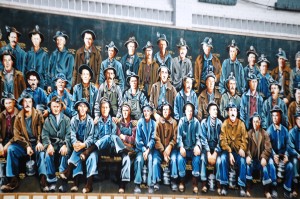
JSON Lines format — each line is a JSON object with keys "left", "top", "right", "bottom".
{"left": 219, "top": 101, "right": 248, "bottom": 196}
{"left": 42, "top": 96, "right": 71, "bottom": 192}
{"left": 0, "top": 92, "right": 46, "bottom": 192}
{"left": 134, "top": 103, "right": 156, "bottom": 193}
{"left": 288, "top": 109, "right": 300, "bottom": 198}
{"left": 60, "top": 98, "right": 96, "bottom": 193}
{"left": 177, "top": 102, "right": 201, "bottom": 193}
{"left": 94, "top": 66, "right": 123, "bottom": 124}
{"left": 200, "top": 101, "right": 222, "bottom": 194}
{"left": 0, "top": 93, "right": 19, "bottom": 157}
{"left": 23, "top": 70, "right": 48, "bottom": 117}
{"left": 94, "top": 97, "right": 130, "bottom": 193}
{"left": 123, "top": 71, "right": 148, "bottom": 120}
{"left": 267, "top": 105, "right": 293, "bottom": 199}
{"left": 245, "top": 113, "right": 273, "bottom": 199}
{"left": 173, "top": 73, "right": 198, "bottom": 121}
{"left": 153, "top": 101, "right": 177, "bottom": 191}
{"left": 73, "top": 64, "right": 98, "bottom": 116}
{"left": 47, "top": 73, "right": 75, "bottom": 118}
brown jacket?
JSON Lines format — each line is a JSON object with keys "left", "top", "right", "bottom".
{"left": 288, "top": 101, "right": 299, "bottom": 130}
{"left": 138, "top": 59, "right": 159, "bottom": 96}
{"left": 194, "top": 54, "right": 221, "bottom": 94}
{"left": 220, "top": 118, "right": 248, "bottom": 153}
{"left": 0, "top": 69, "right": 26, "bottom": 102}
{"left": 246, "top": 128, "right": 272, "bottom": 161}
{"left": 197, "top": 88, "right": 221, "bottom": 120}
{"left": 0, "top": 107, "right": 19, "bottom": 144}
{"left": 270, "top": 66, "right": 291, "bottom": 102}
{"left": 149, "top": 81, "right": 177, "bottom": 112}
{"left": 72, "top": 45, "right": 102, "bottom": 87}
{"left": 155, "top": 117, "right": 177, "bottom": 153}
{"left": 13, "top": 108, "right": 44, "bottom": 149}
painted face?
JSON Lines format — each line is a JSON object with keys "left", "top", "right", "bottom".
{"left": 145, "top": 48, "right": 153, "bottom": 59}
{"left": 84, "top": 33, "right": 93, "bottom": 49}
{"left": 143, "top": 109, "right": 152, "bottom": 120}
{"left": 129, "top": 76, "right": 138, "bottom": 90}
{"left": 4, "top": 99, "right": 15, "bottom": 114}
{"left": 277, "top": 57, "right": 286, "bottom": 67}
{"left": 56, "top": 36, "right": 66, "bottom": 51}
{"left": 183, "top": 78, "right": 193, "bottom": 93}
{"left": 2, "top": 55, "right": 13, "bottom": 72}
{"left": 81, "top": 69, "right": 91, "bottom": 84}
{"left": 101, "top": 102, "right": 110, "bottom": 117}
{"left": 31, "top": 34, "right": 41, "bottom": 48}
{"left": 158, "top": 40, "right": 167, "bottom": 52}
{"left": 23, "top": 98, "right": 33, "bottom": 112}
{"left": 178, "top": 46, "right": 187, "bottom": 59}
{"left": 228, "top": 107, "right": 237, "bottom": 122}
{"left": 270, "top": 84, "right": 279, "bottom": 97}
{"left": 127, "top": 42, "right": 136, "bottom": 56}
{"left": 272, "top": 112, "right": 281, "bottom": 125}
{"left": 249, "top": 79, "right": 258, "bottom": 92}
{"left": 162, "top": 105, "right": 171, "bottom": 119}
{"left": 27, "top": 75, "right": 39, "bottom": 90}
{"left": 259, "top": 62, "right": 268, "bottom": 76}
{"left": 108, "top": 47, "right": 116, "bottom": 59}
{"left": 185, "top": 104, "right": 193, "bottom": 121}
{"left": 206, "top": 76, "right": 215, "bottom": 92}
{"left": 248, "top": 53, "right": 256, "bottom": 66}
{"left": 78, "top": 103, "right": 88, "bottom": 117}
{"left": 122, "top": 106, "right": 131, "bottom": 120}
{"left": 56, "top": 79, "right": 66, "bottom": 91}
{"left": 160, "top": 67, "right": 169, "bottom": 83}
{"left": 229, "top": 47, "right": 238, "bottom": 61}
{"left": 202, "top": 44, "right": 211, "bottom": 56}
{"left": 209, "top": 105, "right": 218, "bottom": 119}
{"left": 50, "top": 101, "right": 62, "bottom": 116}
{"left": 105, "top": 69, "right": 115, "bottom": 81}
{"left": 252, "top": 116, "right": 261, "bottom": 131}
{"left": 8, "top": 32, "right": 18, "bottom": 48}
{"left": 296, "top": 58, "right": 300, "bottom": 68}
{"left": 228, "top": 79, "right": 236, "bottom": 95}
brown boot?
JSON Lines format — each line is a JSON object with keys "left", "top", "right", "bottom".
{"left": 60, "top": 163, "right": 75, "bottom": 179}
{"left": 178, "top": 177, "right": 185, "bottom": 192}
{"left": 192, "top": 176, "right": 198, "bottom": 194}
{"left": 246, "top": 180, "right": 252, "bottom": 197}
{"left": 82, "top": 176, "right": 93, "bottom": 193}
{"left": 1, "top": 177, "right": 19, "bottom": 192}
{"left": 201, "top": 181, "right": 208, "bottom": 193}
{"left": 118, "top": 181, "right": 126, "bottom": 193}
{"left": 70, "top": 175, "right": 79, "bottom": 192}
{"left": 40, "top": 174, "right": 49, "bottom": 192}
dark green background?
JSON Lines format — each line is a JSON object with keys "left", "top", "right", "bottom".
{"left": 1, "top": 7, "right": 300, "bottom": 69}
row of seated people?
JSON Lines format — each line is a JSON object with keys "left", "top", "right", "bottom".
{"left": 0, "top": 79, "right": 300, "bottom": 199}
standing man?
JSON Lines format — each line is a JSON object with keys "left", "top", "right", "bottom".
{"left": 0, "top": 51, "right": 26, "bottom": 102}
{"left": 120, "top": 37, "right": 141, "bottom": 84}
{"left": 170, "top": 38, "right": 192, "bottom": 91}
{"left": 257, "top": 54, "right": 272, "bottom": 100}
{"left": 24, "top": 25, "right": 49, "bottom": 90}
{"left": 138, "top": 41, "right": 159, "bottom": 97}
{"left": 240, "top": 73, "right": 264, "bottom": 130}
{"left": 0, "top": 94, "right": 19, "bottom": 157}
{"left": 134, "top": 103, "right": 156, "bottom": 193}
{"left": 72, "top": 29, "right": 101, "bottom": 88}
{"left": 48, "top": 31, "right": 74, "bottom": 92}
{"left": 270, "top": 48, "right": 291, "bottom": 105}
{"left": 0, "top": 92, "right": 47, "bottom": 192}
{"left": 154, "top": 32, "right": 172, "bottom": 69}
{"left": 94, "top": 66, "right": 123, "bottom": 124}
{"left": 200, "top": 101, "right": 222, "bottom": 194}
{"left": 42, "top": 96, "right": 71, "bottom": 192}
{"left": 219, "top": 40, "right": 245, "bottom": 95}
{"left": 243, "top": 46, "right": 259, "bottom": 91}
{"left": 177, "top": 102, "right": 201, "bottom": 193}
{"left": 194, "top": 37, "right": 221, "bottom": 94}
{"left": 99, "top": 41, "right": 125, "bottom": 90}
{"left": 197, "top": 71, "right": 221, "bottom": 121}
{"left": 245, "top": 113, "right": 273, "bottom": 198}
{"left": 0, "top": 26, "right": 25, "bottom": 73}
{"left": 219, "top": 101, "right": 248, "bottom": 196}
{"left": 267, "top": 105, "right": 293, "bottom": 199}
{"left": 289, "top": 51, "right": 300, "bottom": 100}
{"left": 149, "top": 64, "right": 177, "bottom": 121}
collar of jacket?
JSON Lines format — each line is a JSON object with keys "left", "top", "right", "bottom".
{"left": 99, "top": 115, "right": 112, "bottom": 125}
{"left": 203, "top": 53, "right": 213, "bottom": 61}
{"left": 159, "top": 81, "right": 173, "bottom": 90}
{"left": 182, "top": 116, "right": 196, "bottom": 124}
{"left": 141, "top": 59, "right": 155, "bottom": 65}
{"left": 200, "top": 88, "right": 221, "bottom": 99}
{"left": 56, "top": 47, "right": 67, "bottom": 53}
{"left": 245, "top": 90, "right": 259, "bottom": 98}
{"left": 30, "top": 47, "right": 43, "bottom": 54}
{"left": 272, "top": 123, "right": 282, "bottom": 131}
{"left": 229, "top": 58, "right": 240, "bottom": 65}
{"left": 227, "top": 118, "right": 239, "bottom": 126}
{"left": 17, "top": 107, "right": 39, "bottom": 133}
{"left": 4, "top": 107, "right": 19, "bottom": 118}
{"left": 160, "top": 116, "right": 175, "bottom": 124}
{"left": 226, "top": 92, "right": 239, "bottom": 99}
{"left": 104, "top": 81, "right": 117, "bottom": 91}
{"left": 78, "top": 45, "right": 97, "bottom": 54}
{"left": 155, "top": 50, "right": 172, "bottom": 63}
{"left": 2, "top": 68, "right": 14, "bottom": 76}
{"left": 175, "top": 56, "right": 189, "bottom": 63}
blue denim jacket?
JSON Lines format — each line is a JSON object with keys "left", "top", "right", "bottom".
{"left": 243, "top": 64, "right": 260, "bottom": 91}
{"left": 120, "top": 53, "right": 141, "bottom": 80}
{"left": 267, "top": 124, "right": 289, "bottom": 157}
{"left": 173, "top": 89, "right": 198, "bottom": 121}
{"left": 135, "top": 117, "right": 156, "bottom": 152}
{"left": 177, "top": 116, "right": 202, "bottom": 150}
{"left": 200, "top": 116, "right": 222, "bottom": 153}
{"left": 94, "top": 115, "right": 117, "bottom": 148}
{"left": 47, "top": 90, "right": 75, "bottom": 118}
{"left": 153, "top": 51, "right": 172, "bottom": 69}
{"left": 0, "top": 44, "right": 26, "bottom": 73}
{"left": 257, "top": 73, "right": 272, "bottom": 100}
{"left": 23, "top": 87, "right": 49, "bottom": 109}
{"left": 70, "top": 114, "right": 94, "bottom": 148}
{"left": 288, "top": 126, "right": 300, "bottom": 158}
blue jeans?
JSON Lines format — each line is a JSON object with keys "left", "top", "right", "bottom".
{"left": 219, "top": 151, "right": 246, "bottom": 187}
{"left": 269, "top": 158, "right": 293, "bottom": 191}
{"left": 292, "top": 157, "right": 299, "bottom": 180}
{"left": 6, "top": 143, "right": 46, "bottom": 177}
{"left": 178, "top": 149, "right": 201, "bottom": 178}
{"left": 134, "top": 151, "right": 153, "bottom": 186}
{"left": 246, "top": 159, "right": 272, "bottom": 185}
{"left": 200, "top": 151, "right": 221, "bottom": 181}
{"left": 45, "top": 151, "right": 68, "bottom": 183}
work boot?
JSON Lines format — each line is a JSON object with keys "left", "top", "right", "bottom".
{"left": 59, "top": 163, "right": 75, "bottom": 179}
{"left": 263, "top": 184, "right": 272, "bottom": 199}
{"left": 0, "top": 177, "right": 19, "bottom": 192}
{"left": 40, "top": 174, "right": 49, "bottom": 192}
{"left": 221, "top": 185, "right": 228, "bottom": 196}
{"left": 271, "top": 185, "right": 278, "bottom": 199}
{"left": 70, "top": 175, "right": 79, "bottom": 192}
{"left": 134, "top": 184, "right": 141, "bottom": 193}
{"left": 246, "top": 180, "right": 252, "bottom": 197}
{"left": 201, "top": 181, "right": 208, "bottom": 193}
{"left": 118, "top": 181, "right": 125, "bottom": 193}
{"left": 240, "top": 186, "right": 246, "bottom": 197}
{"left": 82, "top": 176, "right": 93, "bottom": 193}
{"left": 192, "top": 176, "right": 198, "bottom": 194}
{"left": 170, "top": 178, "right": 178, "bottom": 191}
{"left": 178, "top": 177, "right": 185, "bottom": 192}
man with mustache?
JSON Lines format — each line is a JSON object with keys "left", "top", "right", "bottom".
{"left": 72, "top": 29, "right": 102, "bottom": 88}
{"left": 22, "top": 70, "right": 49, "bottom": 117}
{"left": 0, "top": 50, "right": 26, "bottom": 107}
{"left": 219, "top": 101, "right": 248, "bottom": 196}
{"left": 174, "top": 73, "right": 198, "bottom": 121}
{"left": 1, "top": 92, "right": 47, "bottom": 192}
{"left": 24, "top": 25, "right": 49, "bottom": 90}
{"left": 94, "top": 66, "right": 123, "bottom": 124}
{"left": 0, "top": 26, "right": 26, "bottom": 73}
{"left": 99, "top": 41, "right": 125, "bottom": 90}
{"left": 0, "top": 93, "right": 19, "bottom": 157}
{"left": 41, "top": 96, "right": 71, "bottom": 192}
{"left": 194, "top": 37, "right": 221, "bottom": 94}
{"left": 154, "top": 32, "right": 172, "bottom": 70}
{"left": 48, "top": 31, "right": 74, "bottom": 93}
{"left": 197, "top": 70, "right": 221, "bottom": 120}
{"left": 170, "top": 38, "right": 192, "bottom": 91}
{"left": 262, "top": 80, "right": 288, "bottom": 129}
{"left": 219, "top": 73, "right": 241, "bottom": 119}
